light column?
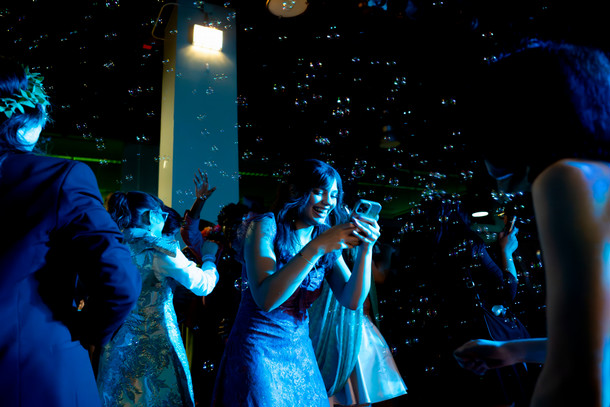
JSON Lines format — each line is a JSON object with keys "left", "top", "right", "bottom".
{"left": 159, "top": 1, "right": 238, "bottom": 223}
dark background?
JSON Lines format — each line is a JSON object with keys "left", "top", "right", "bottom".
{"left": 2, "top": 1, "right": 608, "bottom": 404}
{"left": 3, "top": 0, "right": 608, "bottom": 218}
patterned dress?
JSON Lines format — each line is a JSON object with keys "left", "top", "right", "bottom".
{"left": 212, "top": 214, "right": 334, "bottom": 406}
{"left": 97, "top": 228, "right": 218, "bottom": 406}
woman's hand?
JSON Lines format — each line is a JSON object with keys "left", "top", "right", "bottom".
{"left": 309, "top": 223, "right": 361, "bottom": 255}
{"left": 351, "top": 215, "right": 381, "bottom": 249}
{"left": 454, "top": 339, "right": 520, "bottom": 375}
{"left": 194, "top": 169, "right": 216, "bottom": 200}
{"left": 498, "top": 226, "right": 519, "bottom": 256}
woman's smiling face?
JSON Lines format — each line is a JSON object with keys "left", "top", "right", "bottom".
{"left": 299, "top": 178, "right": 339, "bottom": 227}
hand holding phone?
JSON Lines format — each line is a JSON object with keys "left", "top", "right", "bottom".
{"left": 351, "top": 199, "right": 382, "bottom": 221}
{"left": 349, "top": 199, "right": 382, "bottom": 247}
{"left": 508, "top": 216, "right": 516, "bottom": 233}
{"left": 500, "top": 216, "right": 519, "bottom": 255}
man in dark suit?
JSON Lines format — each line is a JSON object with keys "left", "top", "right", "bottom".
{"left": 0, "top": 58, "right": 141, "bottom": 406}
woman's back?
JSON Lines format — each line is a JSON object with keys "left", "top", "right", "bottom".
{"left": 97, "top": 229, "right": 197, "bottom": 407}
{"left": 126, "top": 231, "right": 181, "bottom": 316}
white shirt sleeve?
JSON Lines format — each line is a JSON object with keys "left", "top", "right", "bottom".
{"left": 153, "top": 247, "right": 219, "bottom": 296}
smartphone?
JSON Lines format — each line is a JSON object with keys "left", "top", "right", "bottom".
{"left": 351, "top": 199, "right": 382, "bottom": 221}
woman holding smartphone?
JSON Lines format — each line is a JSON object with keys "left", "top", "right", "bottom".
{"left": 211, "top": 158, "right": 380, "bottom": 406}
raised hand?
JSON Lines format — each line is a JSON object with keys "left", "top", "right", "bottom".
{"left": 194, "top": 169, "right": 216, "bottom": 200}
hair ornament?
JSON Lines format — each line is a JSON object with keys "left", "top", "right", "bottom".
{"left": 0, "top": 66, "right": 50, "bottom": 119}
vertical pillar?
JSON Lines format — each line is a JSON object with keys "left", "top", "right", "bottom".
{"left": 159, "top": 1, "right": 238, "bottom": 223}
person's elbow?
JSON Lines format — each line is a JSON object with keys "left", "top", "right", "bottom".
{"left": 343, "top": 298, "right": 364, "bottom": 310}
{"left": 260, "top": 304, "right": 276, "bottom": 313}
{"left": 257, "top": 296, "right": 280, "bottom": 312}
{"left": 250, "top": 287, "right": 280, "bottom": 312}
{"left": 341, "top": 283, "right": 370, "bottom": 310}
{"left": 336, "top": 291, "right": 365, "bottom": 310}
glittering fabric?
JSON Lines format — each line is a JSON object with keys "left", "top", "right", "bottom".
{"left": 97, "top": 228, "right": 215, "bottom": 407}
{"left": 212, "top": 214, "right": 331, "bottom": 407}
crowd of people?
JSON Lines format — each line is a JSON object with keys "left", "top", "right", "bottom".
{"left": 2, "top": 36, "right": 610, "bottom": 407}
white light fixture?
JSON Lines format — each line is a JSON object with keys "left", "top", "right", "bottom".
{"left": 471, "top": 211, "right": 489, "bottom": 218}
{"left": 193, "top": 24, "right": 223, "bottom": 51}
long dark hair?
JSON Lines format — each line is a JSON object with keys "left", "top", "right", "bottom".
{"left": 106, "top": 191, "right": 164, "bottom": 230}
{"left": 272, "top": 159, "right": 344, "bottom": 269}
{"left": 0, "top": 56, "right": 50, "bottom": 153}
{"left": 464, "top": 39, "right": 610, "bottom": 183}
{"left": 162, "top": 205, "right": 182, "bottom": 237}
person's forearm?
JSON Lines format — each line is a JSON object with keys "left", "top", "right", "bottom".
{"left": 336, "top": 245, "right": 372, "bottom": 309}
{"left": 500, "top": 249, "right": 518, "bottom": 280}
{"left": 504, "top": 338, "right": 547, "bottom": 364}
{"left": 249, "top": 245, "right": 323, "bottom": 312}
{"left": 180, "top": 213, "right": 203, "bottom": 261}
{"left": 189, "top": 196, "right": 207, "bottom": 219}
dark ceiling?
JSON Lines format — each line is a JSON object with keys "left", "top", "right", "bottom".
{"left": 2, "top": 0, "right": 609, "bottom": 220}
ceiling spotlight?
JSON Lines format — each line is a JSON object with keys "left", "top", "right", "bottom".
{"left": 471, "top": 211, "right": 489, "bottom": 218}
{"left": 266, "top": 0, "right": 308, "bottom": 18}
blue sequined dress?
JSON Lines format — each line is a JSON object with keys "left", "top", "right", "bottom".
{"left": 96, "top": 228, "right": 218, "bottom": 407}
{"left": 212, "top": 214, "right": 334, "bottom": 406}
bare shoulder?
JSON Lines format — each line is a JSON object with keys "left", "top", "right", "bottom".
{"left": 534, "top": 159, "right": 610, "bottom": 205}
{"left": 537, "top": 158, "right": 606, "bottom": 181}
{"left": 249, "top": 215, "right": 276, "bottom": 234}
{"left": 533, "top": 158, "right": 610, "bottom": 239}
{"left": 245, "top": 215, "right": 277, "bottom": 246}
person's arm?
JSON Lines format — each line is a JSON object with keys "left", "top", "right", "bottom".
{"left": 530, "top": 159, "right": 610, "bottom": 402}
{"left": 180, "top": 169, "right": 216, "bottom": 259}
{"left": 478, "top": 246, "right": 518, "bottom": 302}
{"left": 154, "top": 244, "right": 219, "bottom": 296}
{"left": 180, "top": 214, "right": 203, "bottom": 264}
{"left": 325, "top": 215, "right": 380, "bottom": 310}
{"left": 454, "top": 338, "right": 547, "bottom": 375}
{"left": 188, "top": 168, "right": 216, "bottom": 220}
{"left": 58, "top": 162, "right": 141, "bottom": 347}
{"left": 497, "top": 226, "right": 519, "bottom": 281}
{"left": 245, "top": 217, "right": 361, "bottom": 312}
